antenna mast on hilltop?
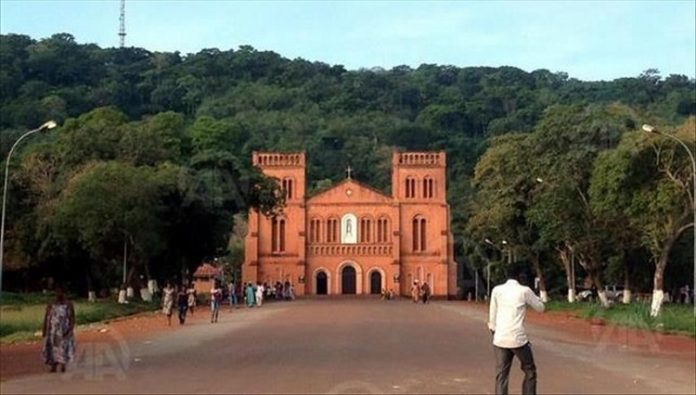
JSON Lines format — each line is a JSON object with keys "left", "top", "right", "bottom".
{"left": 119, "top": 0, "right": 126, "bottom": 48}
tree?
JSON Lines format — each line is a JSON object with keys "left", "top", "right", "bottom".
{"left": 52, "top": 161, "right": 176, "bottom": 291}
{"left": 469, "top": 133, "right": 552, "bottom": 301}
{"left": 591, "top": 117, "right": 694, "bottom": 315}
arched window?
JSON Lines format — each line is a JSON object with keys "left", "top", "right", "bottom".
{"left": 326, "top": 217, "right": 339, "bottom": 243}
{"left": 376, "top": 217, "right": 389, "bottom": 243}
{"left": 272, "top": 217, "right": 286, "bottom": 252}
{"left": 309, "top": 218, "right": 322, "bottom": 243}
{"left": 423, "top": 176, "right": 434, "bottom": 198}
{"left": 281, "top": 178, "right": 294, "bottom": 200}
{"left": 412, "top": 216, "right": 427, "bottom": 252}
{"left": 405, "top": 177, "right": 416, "bottom": 198}
{"left": 359, "top": 217, "right": 373, "bottom": 243}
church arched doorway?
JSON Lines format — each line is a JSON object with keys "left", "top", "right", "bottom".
{"left": 370, "top": 271, "right": 382, "bottom": 294}
{"left": 342, "top": 266, "right": 356, "bottom": 294}
{"left": 316, "top": 271, "right": 328, "bottom": 295}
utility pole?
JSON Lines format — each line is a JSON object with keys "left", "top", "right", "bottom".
{"left": 119, "top": 0, "right": 126, "bottom": 48}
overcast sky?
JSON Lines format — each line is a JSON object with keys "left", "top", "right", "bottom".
{"left": 1, "top": 0, "right": 694, "bottom": 81}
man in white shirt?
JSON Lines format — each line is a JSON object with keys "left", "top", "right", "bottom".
{"left": 488, "top": 263, "right": 545, "bottom": 395}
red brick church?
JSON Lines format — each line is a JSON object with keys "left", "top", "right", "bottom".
{"left": 242, "top": 151, "right": 457, "bottom": 298}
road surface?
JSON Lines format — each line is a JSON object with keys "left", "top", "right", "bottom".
{"left": 1, "top": 298, "right": 694, "bottom": 394}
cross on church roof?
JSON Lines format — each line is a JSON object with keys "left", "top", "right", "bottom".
{"left": 346, "top": 166, "right": 353, "bottom": 179}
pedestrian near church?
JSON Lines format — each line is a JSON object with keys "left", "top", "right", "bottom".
{"left": 255, "top": 282, "right": 265, "bottom": 307}
{"left": 488, "top": 264, "right": 545, "bottom": 395}
{"left": 421, "top": 282, "right": 431, "bottom": 304}
{"left": 228, "top": 280, "right": 238, "bottom": 310}
{"left": 245, "top": 282, "right": 256, "bottom": 307}
{"left": 177, "top": 286, "right": 188, "bottom": 325}
{"left": 187, "top": 286, "right": 197, "bottom": 316}
{"left": 162, "top": 282, "right": 175, "bottom": 326}
{"left": 42, "top": 288, "right": 75, "bottom": 373}
{"left": 210, "top": 283, "right": 222, "bottom": 323}
{"left": 411, "top": 280, "right": 420, "bottom": 303}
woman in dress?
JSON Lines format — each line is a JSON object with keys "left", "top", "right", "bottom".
{"left": 187, "top": 286, "right": 197, "bottom": 316}
{"left": 245, "top": 282, "right": 255, "bottom": 307}
{"left": 162, "top": 282, "right": 175, "bottom": 326}
{"left": 42, "top": 288, "right": 75, "bottom": 373}
{"left": 411, "top": 280, "right": 420, "bottom": 303}
{"left": 255, "top": 282, "right": 264, "bottom": 307}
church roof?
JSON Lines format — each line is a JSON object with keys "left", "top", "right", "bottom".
{"left": 193, "top": 263, "right": 221, "bottom": 278}
{"left": 307, "top": 178, "right": 392, "bottom": 204}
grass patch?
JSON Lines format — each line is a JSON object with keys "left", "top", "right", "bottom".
{"left": 547, "top": 301, "right": 695, "bottom": 337}
{"left": 1, "top": 292, "right": 158, "bottom": 343}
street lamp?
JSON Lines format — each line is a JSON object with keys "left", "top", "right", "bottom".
{"left": 643, "top": 124, "right": 696, "bottom": 316}
{"left": 1, "top": 121, "right": 57, "bottom": 296}
{"left": 484, "top": 238, "right": 507, "bottom": 299}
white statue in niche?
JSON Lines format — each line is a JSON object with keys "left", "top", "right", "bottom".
{"left": 341, "top": 213, "right": 357, "bottom": 244}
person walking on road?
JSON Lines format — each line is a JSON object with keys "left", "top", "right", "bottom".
{"left": 42, "top": 288, "right": 75, "bottom": 373}
{"left": 411, "top": 280, "right": 420, "bottom": 303}
{"left": 228, "top": 280, "right": 238, "bottom": 310}
{"left": 488, "top": 264, "right": 545, "bottom": 395}
{"left": 210, "top": 283, "right": 222, "bottom": 323}
{"left": 187, "top": 286, "right": 197, "bottom": 316}
{"left": 162, "top": 282, "right": 175, "bottom": 326}
{"left": 177, "top": 285, "right": 188, "bottom": 325}
{"left": 245, "top": 282, "right": 256, "bottom": 307}
{"left": 255, "top": 282, "right": 265, "bottom": 307}
{"left": 421, "top": 282, "right": 431, "bottom": 304}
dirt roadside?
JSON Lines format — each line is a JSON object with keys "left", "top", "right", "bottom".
{"left": 0, "top": 306, "right": 212, "bottom": 380}
{"left": 462, "top": 301, "right": 695, "bottom": 360}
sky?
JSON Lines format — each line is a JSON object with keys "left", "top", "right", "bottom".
{"left": 1, "top": 0, "right": 694, "bottom": 81}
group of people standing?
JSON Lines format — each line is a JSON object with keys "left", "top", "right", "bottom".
{"left": 237, "top": 280, "right": 296, "bottom": 308}
{"left": 410, "top": 280, "right": 431, "bottom": 304}
{"left": 161, "top": 283, "right": 197, "bottom": 326}
{"left": 160, "top": 279, "right": 299, "bottom": 326}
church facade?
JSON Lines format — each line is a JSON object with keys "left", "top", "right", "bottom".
{"left": 242, "top": 151, "right": 457, "bottom": 298}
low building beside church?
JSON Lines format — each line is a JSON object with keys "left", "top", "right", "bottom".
{"left": 242, "top": 151, "right": 457, "bottom": 297}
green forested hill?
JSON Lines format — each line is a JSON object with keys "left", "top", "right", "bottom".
{"left": 1, "top": 33, "right": 694, "bottom": 298}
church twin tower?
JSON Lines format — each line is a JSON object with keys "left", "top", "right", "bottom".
{"left": 243, "top": 151, "right": 457, "bottom": 298}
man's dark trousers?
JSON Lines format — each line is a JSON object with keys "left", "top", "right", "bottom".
{"left": 494, "top": 342, "right": 537, "bottom": 395}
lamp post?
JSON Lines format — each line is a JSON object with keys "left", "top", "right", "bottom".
{"left": 484, "top": 238, "right": 507, "bottom": 299}
{"left": 1, "top": 121, "right": 57, "bottom": 296}
{"left": 643, "top": 124, "right": 696, "bottom": 316}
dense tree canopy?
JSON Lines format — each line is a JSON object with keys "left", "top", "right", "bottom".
{"left": 1, "top": 33, "right": 693, "bottom": 303}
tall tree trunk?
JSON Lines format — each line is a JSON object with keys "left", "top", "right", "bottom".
{"left": 85, "top": 264, "right": 96, "bottom": 302}
{"left": 651, "top": 223, "right": 692, "bottom": 317}
{"left": 622, "top": 260, "right": 632, "bottom": 304}
{"left": 650, "top": 243, "right": 672, "bottom": 317}
{"left": 650, "top": 254, "right": 667, "bottom": 317}
{"left": 531, "top": 254, "right": 549, "bottom": 302}
{"left": 589, "top": 267, "right": 609, "bottom": 308}
{"left": 558, "top": 247, "right": 575, "bottom": 303}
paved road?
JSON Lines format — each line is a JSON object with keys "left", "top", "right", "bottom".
{"left": 2, "top": 299, "right": 694, "bottom": 394}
